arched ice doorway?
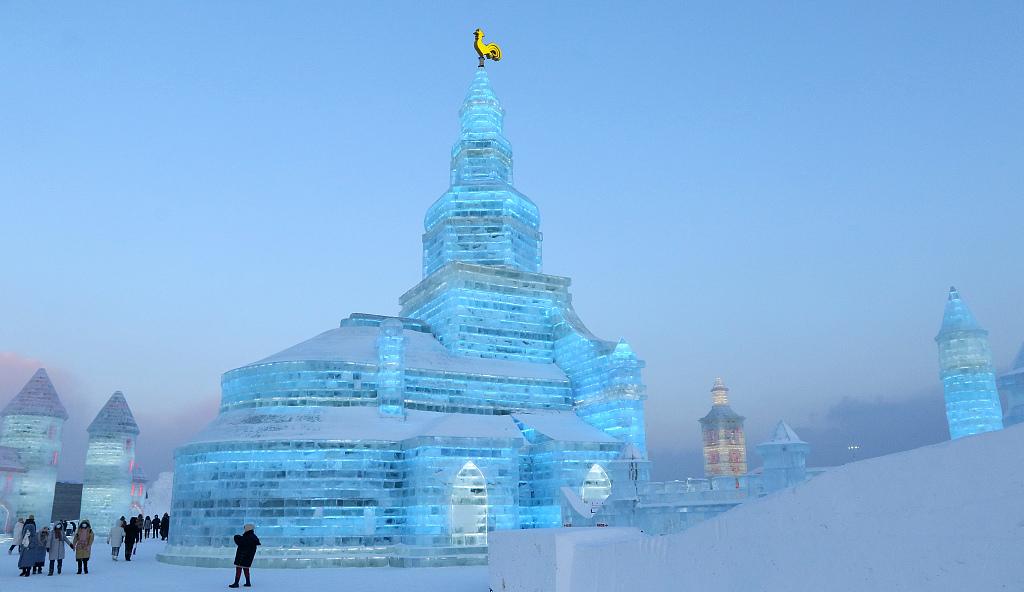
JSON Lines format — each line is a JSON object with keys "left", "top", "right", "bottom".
{"left": 580, "top": 464, "right": 612, "bottom": 504}
{"left": 450, "top": 461, "right": 488, "bottom": 546}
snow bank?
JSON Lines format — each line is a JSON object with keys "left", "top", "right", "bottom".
{"left": 488, "top": 528, "right": 643, "bottom": 592}
{"left": 490, "top": 424, "right": 1024, "bottom": 592}
{"left": 143, "top": 471, "right": 173, "bottom": 516}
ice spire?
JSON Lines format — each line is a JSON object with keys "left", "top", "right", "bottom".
{"left": 711, "top": 377, "right": 729, "bottom": 405}
{"left": 935, "top": 286, "right": 1003, "bottom": 439}
{"left": 0, "top": 368, "right": 67, "bottom": 521}
{"left": 420, "top": 69, "right": 542, "bottom": 276}
{"left": 80, "top": 391, "right": 140, "bottom": 533}
{"left": 1, "top": 368, "right": 68, "bottom": 420}
{"left": 86, "top": 391, "right": 140, "bottom": 435}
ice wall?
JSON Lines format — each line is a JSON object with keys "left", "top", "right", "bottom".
{"left": 998, "top": 342, "right": 1024, "bottom": 426}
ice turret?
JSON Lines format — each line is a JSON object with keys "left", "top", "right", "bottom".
{"left": 421, "top": 68, "right": 541, "bottom": 275}
{"left": 79, "top": 391, "right": 139, "bottom": 531}
{"left": 935, "top": 287, "right": 1003, "bottom": 439}
{"left": 998, "top": 342, "right": 1024, "bottom": 426}
{"left": 756, "top": 421, "right": 810, "bottom": 494}
{"left": 0, "top": 368, "right": 67, "bottom": 521}
{"left": 698, "top": 378, "right": 747, "bottom": 477}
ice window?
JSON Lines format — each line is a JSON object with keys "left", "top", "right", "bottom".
{"left": 450, "top": 461, "right": 488, "bottom": 547}
{"left": 580, "top": 464, "right": 612, "bottom": 504}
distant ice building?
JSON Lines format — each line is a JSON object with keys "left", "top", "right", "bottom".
{"left": 0, "top": 446, "right": 26, "bottom": 532}
{"left": 698, "top": 378, "right": 747, "bottom": 477}
{"left": 0, "top": 368, "right": 67, "bottom": 521}
{"left": 998, "top": 343, "right": 1024, "bottom": 427}
{"left": 563, "top": 409, "right": 817, "bottom": 535}
{"left": 79, "top": 391, "right": 140, "bottom": 530}
{"left": 161, "top": 67, "right": 647, "bottom": 568}
{"left": 935, "top": 287, "right": 1003, "bottom": 439}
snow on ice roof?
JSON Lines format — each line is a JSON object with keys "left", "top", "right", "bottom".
{"left": 511, "top": 410, "right": 619, "bottom": 443}
{"left": 1, "top": 368, "right": 68, "bottom": 420}
{"left": 252, "top": 324, "right": 568, "bottom": 382}
{"left": 190, "top": 405, "right": 526, "bottom": 446}
{"left": 768, "top": 420, "right": 805, "bottom": 444}
{"left": 0, "top": 446, "right": 25, "bottom": 472}
{"left": 87, "top": 391, "right": 140, "bottom": 435}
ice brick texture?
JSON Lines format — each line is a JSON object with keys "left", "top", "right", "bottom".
{"left": 935, "top": 287, "right": 1003, "bottom": 439}
{"left": 79, "top": 391, "right": 140, "bottom": 532}
{"left": 161, "top": 70, "right": 647, "bottom": 568}
{"left": 0, "top": 368, "right": 67, "bottom": 522}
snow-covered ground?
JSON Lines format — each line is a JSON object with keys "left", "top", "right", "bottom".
{"left": 1, "top": 539, "right": 487, "bottom": 591}
{"left": 491, "top": 423, "right": 1024, "bottom": 592}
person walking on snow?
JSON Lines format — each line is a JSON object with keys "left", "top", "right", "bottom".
{"left": 123, "top": 517, "right": 139, "bottom": 561}
{"left": 229, "top": 524, "right": 260, "bottom": 588}
{"left": 152, "top": 515, "right": 161, "bottom": 539}
{"left": 8, "top": 517, "right": 24, "bottom": 554}
{"left": 160, "top": 513, "right": 169, "bottom": 540}
{"left": 73, "top": 520, "right": 94, "bottom": 574}
{"left": 46, "top": 523, "right": 69, "bottom": 575}
{"left": 109, "top": 517, "right": 125, "bottom": 560}
{"left": 17, "top": 516, "right": 42, "bottom": 576}
{"left": 143, "top": 515, "right": 152, "bottom": 539}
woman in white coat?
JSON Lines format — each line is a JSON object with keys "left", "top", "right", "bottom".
{"left": 108, "top": 518, "right": 125, "bottom": 561}
{"left": 8, "top": 518, "right": 25, "bottom": 554}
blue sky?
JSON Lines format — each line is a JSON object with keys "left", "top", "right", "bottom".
{"left": 1, "top": 2, "right": 1022, "bottom": 480}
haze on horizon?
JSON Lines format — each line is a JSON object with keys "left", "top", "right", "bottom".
{"left": 1, "top": 2, "right": 1022, "bottom": 482}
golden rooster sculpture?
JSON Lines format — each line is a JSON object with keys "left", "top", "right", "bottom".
{"left": 474, "top": 28, "right": 502, "bottom": 67}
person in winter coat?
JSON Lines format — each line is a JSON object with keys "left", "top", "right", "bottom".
{"left": 33, "top": 525, "right": 50, "bottom": 574}
{"left": 8, "top": 517, "right": 24, "bottom": 554}
{"left": 109, "top": 517, "right": 125, "bottom": 560}
{"left": 47, "top": 523, "right": 68, "bottom": 575}
{"left": 17, "top": 516, "right": 42, "bottom": 576}
{"left": 123, "top": 517, "right": 139, "bottom": 561}
{"left": 143, "top": 515, "right": 152, "bottom": 539}
{"left": 229, "top": 524, "right": 260, "bottom": 588}
{"left": 152, "top": 515, "right": 161, "bottom": 538}
{"left": 73, "top": 520, "right": 94, "bottom": 574}
{"left": 160, "top": 513, "right": 170, "bottom": 540}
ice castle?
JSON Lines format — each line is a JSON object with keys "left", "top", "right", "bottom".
{"left": 935, "top": 287, "right": 1003, "bottom": 439}
{"left": 0, "top": 368, "right": 67, "bottom": 523}
{"left": 160, "top": 65, "right": 648, "bottom": 568}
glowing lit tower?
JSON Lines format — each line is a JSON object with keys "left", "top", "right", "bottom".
{"left": 998, "top": 342, "right": 1024, "bottom": 427}
{"left": 698, "top": 378, "right": 747, "bottom": 478}
{"left": 0, "top": 368, "right": 68, "bottom": 521}
{"left": 79, "top": 391, "right": 139, "bottom": 529}
{"left": 935, "top": 287, "right": 1003, "bottom": 439}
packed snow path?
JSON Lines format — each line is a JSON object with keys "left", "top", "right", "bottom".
{"left": 1, "top": 539, "right": 487, "bottom": 591}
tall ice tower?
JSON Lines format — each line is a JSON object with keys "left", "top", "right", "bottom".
{"left": 0, "top": 368, "right": 68, "bottom": 521}
{"left": 998, "top": 342, "right": 1024, "bottom": 427}
{"left": 80, "top": 391, "right": 140, "bottom": 529}
{"left": 698, "top": 378, "right": 747, "bottom": 478}
{"left": 935, "top": 287, "right": 1003, "bottom": 439}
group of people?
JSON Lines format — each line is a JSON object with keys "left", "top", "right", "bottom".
{"left": 107, "top": 513, "right": 170, "bottom": 561}
{"left": 10, "top": 514, "right": 261, "bottom": 588}
{"left": 9, "top": 515, "right": 97, "bottom": 577}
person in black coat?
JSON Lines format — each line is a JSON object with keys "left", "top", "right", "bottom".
{"left": 122, "top": 517, "right": 140, "bottom": 561}
{"left": 159, "top": 513, "right": 169, "bottom": 540}
{"left": 229, "top": 524, "right": 260, "bottom": 588}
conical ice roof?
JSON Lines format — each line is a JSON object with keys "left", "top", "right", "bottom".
{"left": 1, "top": 368, "right": 68, "bottom": 420}
{"left": 87, "top": 391, "right": 140, "bottom": 435}
{"left": 936, "top": 286, "right": 985, "bottom": 339}
{"left": 768, "top": 420, "right": 805, "bottom": 444}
